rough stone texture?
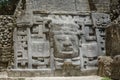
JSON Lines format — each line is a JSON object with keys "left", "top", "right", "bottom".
{"left": 6, "top": 69, "right": 97, "bottom": 77}
{"left": 12, "top": 0, "right": 111, "bottom": 76}
{"left": 110, "top": 0, "right": 120, "bottom": 21}
{"left": 14, "top": 0, "right": 26, "bottom": 19}
{"left": 111, "top": 55, "right": 120, "bottom": 79}
{"left": 101, "top": 17, "right": 120, "bottom": 79}
{"left": 0, "top": 16, "right": 15, "bottom": 70}
{"left": 106, "top": 17, "right": 120, "bottom": 57}
{"left": 97, "top": 56, "right": 113, "bottom": 77}
{"left": 0, "top": 0, "right": 118, "bottom": 77}
{"left": 14, "top": 12, "right": 110, "bottom": 71}
{"left": 30, "top": 0, "right": 90, "bottom": 12}
{"left": 89, "top": 0, "right": 110, "bottom": 12}
{"left": 8, "top": 69, "right": 53, "bottom": 77}
{"left": 98, "top": 55, "right": 120, "bottom": 79}
{"left": 0, "top": 76, "right": 102, "bottom": 80}
{"left": 0, "top": 0, "right": 20, "bottom": 15}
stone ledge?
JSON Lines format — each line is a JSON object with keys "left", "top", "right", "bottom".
{"left": 5, "top": 69, "right": 97, "bottom": 77}
{"left": 0, "top": 76, "right": 102, "bottom": 80}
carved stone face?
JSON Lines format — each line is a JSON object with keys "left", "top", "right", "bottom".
{"left": 53, "top": 33, "right": 79, "bottom": 58}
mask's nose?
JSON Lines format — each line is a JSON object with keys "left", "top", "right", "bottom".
{"left": 63, "top": 41, "right": 71, "bottom": 47}
{"left": 64, "top": 37, "right": 72, "bottom": 46}
{"left": 62, "top": 38, "right": 72, "bottom": 51}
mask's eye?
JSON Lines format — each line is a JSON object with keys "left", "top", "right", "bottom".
{"left": 57, "top": 38, "right": 62, "bottom": 41}
{"left": 57, "top": 37, "right": 65, "bottom": 41}
{"left": 71, "top": 38, "right": 75, "bottom": 42}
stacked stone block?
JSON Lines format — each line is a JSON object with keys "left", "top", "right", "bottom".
{"left": 0, "top": 16, "right": 14, "bottom": 70}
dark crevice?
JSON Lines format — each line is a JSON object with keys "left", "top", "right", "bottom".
{"left": 88, "top": 0, "right": 97, "bottom": 11}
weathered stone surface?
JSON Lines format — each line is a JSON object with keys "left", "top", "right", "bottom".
{"left": 110, "top": 0, "right": 120, "bottom": 21}
{"left": 98, "top": 56, "right": 113, "bottom": 77}
{"left": 12, "top": 0, "right": 111, "bottom": 76}
{"left": 89, "top": 0, "right": 110, "bottom": 12}
{"left": 0, "top": 16, "right": 15, "bottom": 70}
{"left": 0, "top": 76, "right": 102, "bottom": 80}
{"left": 0, "top": 0, "right": 118, "bottom": 77}
{"left": 102, "top": 17, "right": 120, "bottom": 79}
{"left": 0, "top": 0, "right": 20, "bottom": 15}
{"left": 29, "top": 0, "right": 90, "bottom": 12}
{"left": 111, "top": 55, "right": 120, "bottom": 79}
{"left": 106, "top": 17, "right": 120, "bottom": 57}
